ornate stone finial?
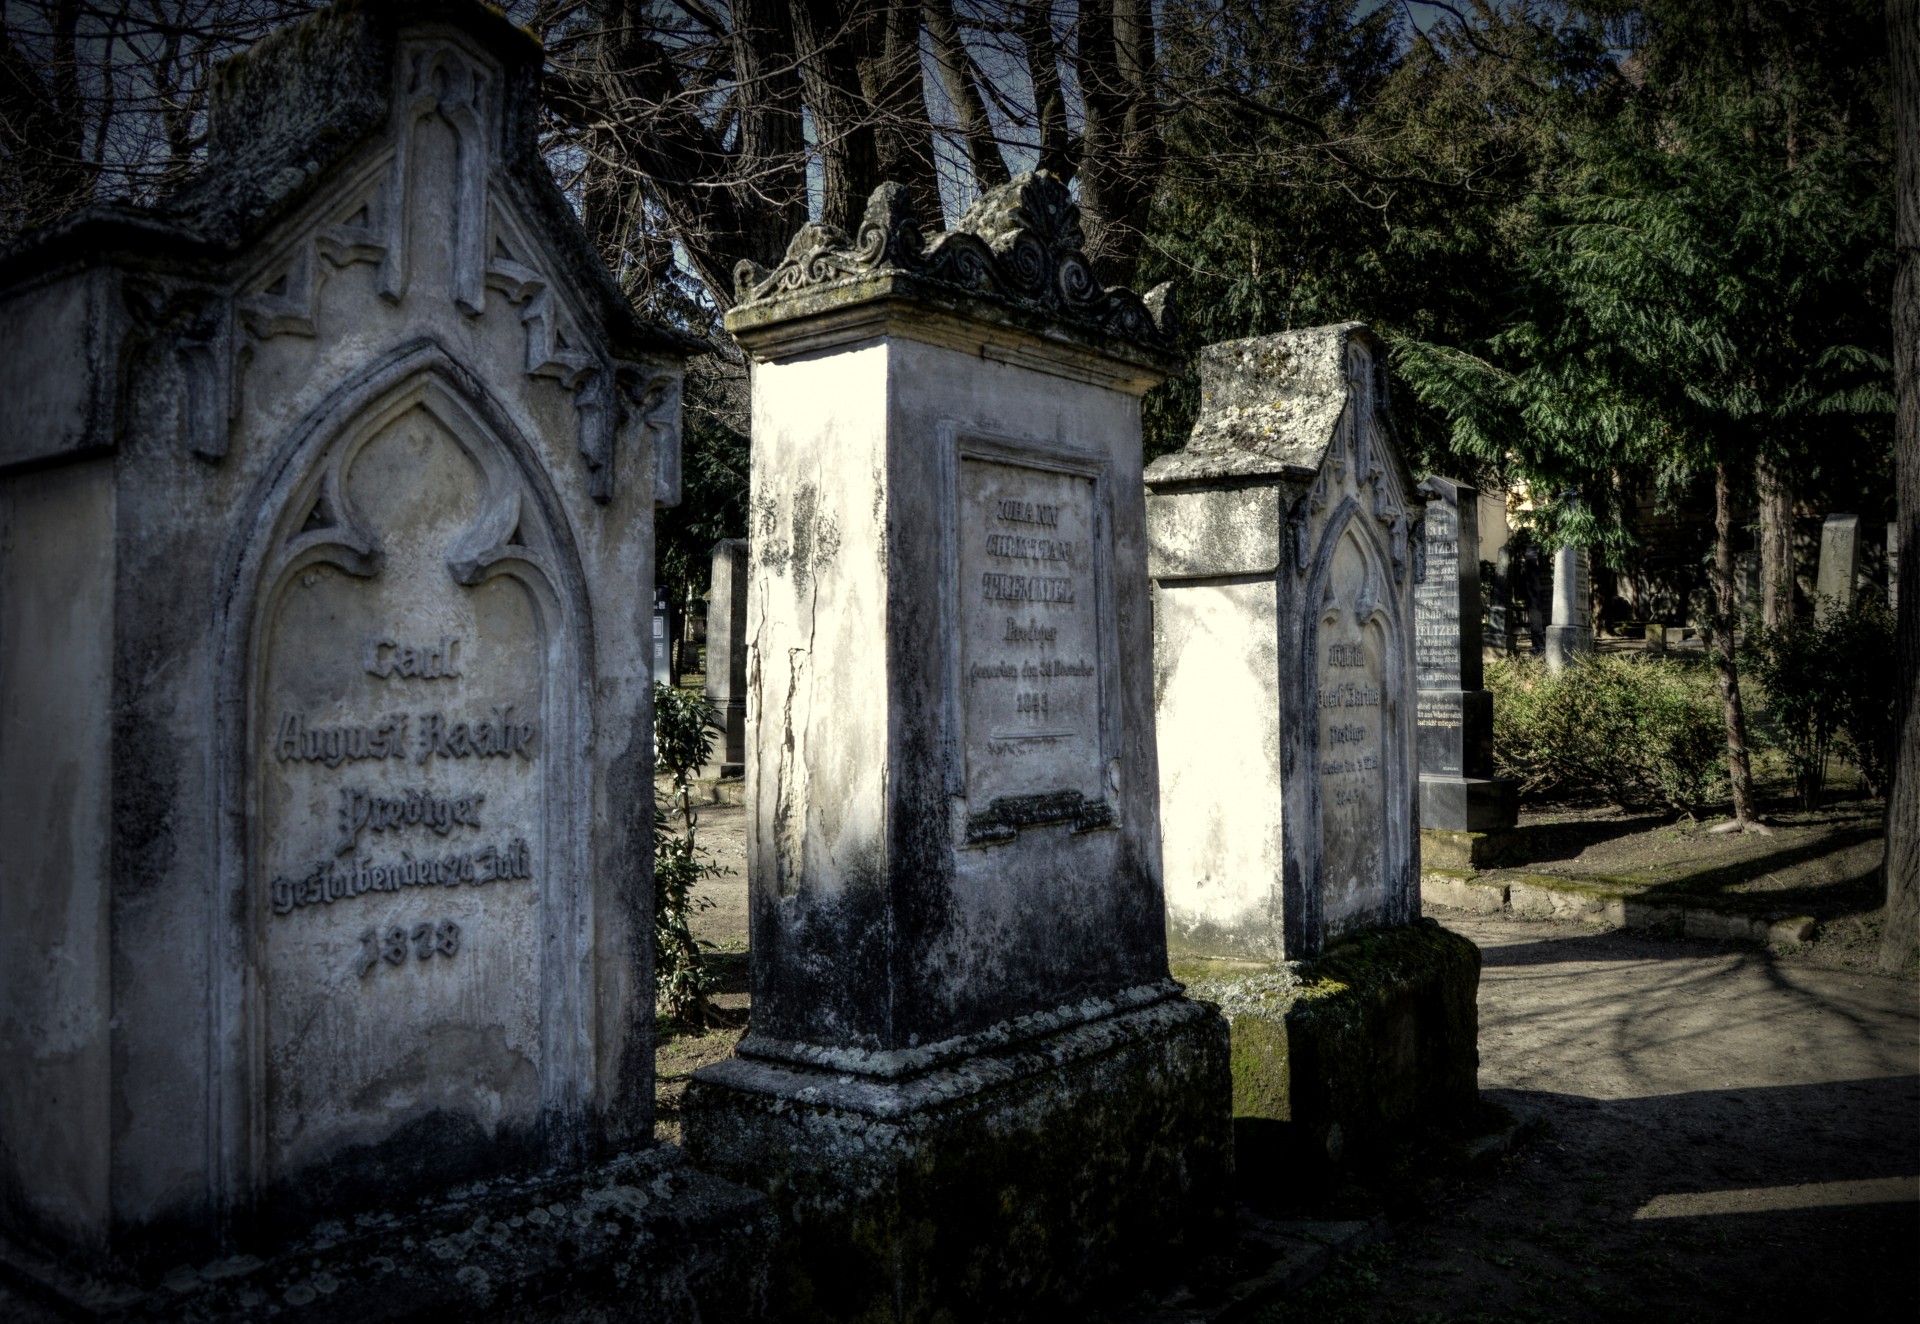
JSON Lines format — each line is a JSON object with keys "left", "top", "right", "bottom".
{"left": 731, "top": 172, "right": 1176, "bottom": 353}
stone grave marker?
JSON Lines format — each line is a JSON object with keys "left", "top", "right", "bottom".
{"left": 1146, "top": 327, "right": 1479, "bottom": 1185}
{"left": 0, "top": 2, "right": 769, "bottom": 1313}
{"left": 683, "top": 174, "right": 1230, "bottom": 1321}
{"left": 1544, "top": 531, "right": 1593, "bottom": 672}
{"left": 1479, "top": 490, "right": 1516, "bottom": 655}
{"left": 1816, "top": 513, "right": 1861, "bottom": 619}
{"left": 1890, "top": 522, "right": 1901, "bottom": 612}
{"left": 1147, "top": 325, "right": 1421, "bottom": 959}
{"left": 703, "top": 537, "right": 749, "bottom": 779}
{"left": 1414, "top": 477, "right": 1518, "bottom": 839}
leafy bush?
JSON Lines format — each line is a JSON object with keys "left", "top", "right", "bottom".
{"left": 1489, "top": 654, "right": 1727, "bottom": 813}
{"left": 654, "top": 683, "right": 725, "bottom": 1026}
{"left": 1741, "top": 597, "right": 1897, "bottom": 808}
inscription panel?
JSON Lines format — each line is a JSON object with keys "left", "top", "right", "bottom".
{"left": 957, "top": 456, "right": 1106, "bottom": 822}
{"left": 1414, "top": 498, "right": 1461, "bottom": 691}
{"left": 256, "top": 408, "right": 549, "bottom": 1180}
{"left": 1317, "top": 531, "right": 1388, "bottom": 938}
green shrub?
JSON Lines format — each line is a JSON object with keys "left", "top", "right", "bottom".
{"left": 1741, "top": 597, "right": 1897, "bottom": 808}
{"left": 654, "top": 683, "right": 726, "bottom": 1026}
{"left": 1488, "top": 653, "right": 1727, "bottom": 813}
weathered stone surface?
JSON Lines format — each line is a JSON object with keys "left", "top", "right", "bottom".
{"left": 1414, "top": 476, "right": 1517, "bottom": 835}
{"left": 1173, "top": 920, "right": 1481, "bottom": 1187}
{"left": 1147, "top": 325, "right": 1421, "bottom": 961}
{"left": 1815, "top": 513, "right": 1862, "bottom": 619}
{"left": 690, "top": 174, "right": 1227, "bottom": 1320}
{"left": 0, "top": 0, "right": 754, "bottom": 1302}
{"left": 686, "top": 997, "right": 1230, "bottom": 1322}
{"left": 702, "top": 538, "right": 749, "bottom": 778}
{"left": 1544, "top": 539, "right": 1592, "bottom": 673}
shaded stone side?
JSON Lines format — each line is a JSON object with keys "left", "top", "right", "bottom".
{"left": 1174, "top": 920, "right": 1480, "bottom": 1188}
{"left": 682, "top": 999, "right": 1232, "bottom": 1323}
{"left": 0, "top": 1149, "right": 774, "bottom": 1323}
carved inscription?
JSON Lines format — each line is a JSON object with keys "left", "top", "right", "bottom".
{"left": 1316, "top": 533, "right": 1388, "bottom": 935}
{"left": 357, "top": 919, "right": 462, "bottom": 976}
{"left": 958, "top": 456, "right": 1106, "bottom": 824}
{"left": 1414, "top": 499, "right": 1460, "bottom": 690}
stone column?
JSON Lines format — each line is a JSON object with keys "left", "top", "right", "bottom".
{"left": 1146, "top": 329, "right": 1479, "bottom": 1188}
{"left": 1544, "top": 537, "right": 1593, "bottom": 672}
{"left": 682, "top": 174, "right": 1230, "bottom": 1322}
{"left": 1415, "top": 477, "right": 1518, "bottom": 837}
{"left": 1816, "top": 513, "right": 1861, "bottom": 620}
{"left": 702, "top": 536, "right": 749, "bottom": 778}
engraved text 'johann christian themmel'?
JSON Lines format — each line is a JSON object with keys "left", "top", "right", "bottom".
{"left": 733, "top": 171, "right": 1178, "bottom": 351}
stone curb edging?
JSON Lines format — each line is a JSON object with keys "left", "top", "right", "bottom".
{"left": 1422, "top": 870, "right": 1818, "bottom": 946}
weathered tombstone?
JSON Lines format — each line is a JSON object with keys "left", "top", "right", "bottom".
{"left": 1890, "top": 522, "right": 1902, "bottom": 612}
{"left": 1147, "top": 327, "right": 1479, "bottom": 1185}
{"left": 0, "top": 2, "right": 770, "bottom": 1314}
{"left": 1479, "top": 490, "right": 1516, "bottom": 655}
{"left": 1414, "top": 477, "right": 1518, "bottom": 854}
{"left": 1735, "top": 551, "right": 1762, "bottom": 617}
{"left": 682, "top": 176, "right": 1231, "bottom": 1321}
{"left": 653, "top": 583, "right": 675, "bottom": 685}
{"left": 1816, "top": 513, "right": 1862, "bottom": 619}
{"left": 1544, "top": 534, "right": 1593, "bottom": 672}
{"left": 702, "top": 537, "right": 750, "bottom": 779}
{"left": 1521, "top": 540, "right": 1551, "bottom": 654}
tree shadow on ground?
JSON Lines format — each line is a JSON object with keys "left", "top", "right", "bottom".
{"left": 1502, "top": 810, "right": 1676, "bottom": 862}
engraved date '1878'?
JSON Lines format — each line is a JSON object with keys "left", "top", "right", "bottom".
{"left": 357, "top": 919, "right": 461, "bottom": 976}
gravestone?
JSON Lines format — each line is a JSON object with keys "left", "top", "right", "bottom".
{"left": 1479, "top": 490, "right": 1516, "bottom": 655}
{"left": 1816, "top": 513, "right": 1861, "bottom": 619}
{"left": 682, "top": 175, "right": 1230, "bottom": 1321}
{"left": 1735, "top": 551, "right": 1762, "bottom": 616}
{"left": 1890, "top": 523, "right": 1902, "bottom": 612}
{"left": 1544, "top": 536, "right": 1593, "bottom": 672}
{"left": 653, "top": 583, "right": 675, "bottom": 685}
{"left": 1147, "top": 328, "right": 1478, "bottom": 1185}
{"left": 0, "top": 2, "right": 770, "bottom": 1314}
{"left": 702, "top": 537, "right": 749, "bottom": 779}
{"left": 1414, "top": 477, "right": 1518, "bottom": 839}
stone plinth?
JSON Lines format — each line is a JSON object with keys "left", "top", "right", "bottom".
{"left": 1414, "top": 476, "right": 1517, "bottom": 836}
{"left": 1544, "top": 541, "right": 1592, "bottom": 672}
{"left": 1146, "top": 325, "right": 1422, "bottom": 961}
{"left": 1816, "top": 513, "right": 1861, "bottom": 619}
{"left": 681, "top": 174, "right": 1231, "bottom": 1322}
{"left": 703, "top": 537, "right": 749, "bottom": 778}
{"left": 0, "top": 1, "right": 766, "bottom": 1309}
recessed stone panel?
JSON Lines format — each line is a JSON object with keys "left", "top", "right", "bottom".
{"left": 1316, "top": 530, "right": 1389, "bottom": 940}
{"left": 957, "top": 455, "right": 1106, "bottom": 818}
{"left": 255, "top": 406, "right": 554, "bottom": 1182}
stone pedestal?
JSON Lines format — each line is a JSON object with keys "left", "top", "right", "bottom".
{"left": 1816, "top": 513, "right": 1861, "bottom": 619}
{"left": 0, "top": 3, "right": 768, "bottom": 1313}
{"left": 1414, "top": 476, "right": 1517, "bottom": 836}
{"left": 1544, "top": 541, "right": 1593, "bottom": 672}
{"left": 702, "top": 537, "right": 749, "bottom": 779}
{"left": 681, "top": 175, "right": 1231, "bottom": 1322}
{"left": 1145, "top": 328, "right": 1475, "bottom": 1187}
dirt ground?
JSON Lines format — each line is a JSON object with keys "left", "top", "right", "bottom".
{"left": 661, "top": 802, "right": 1918, "bottom": 1322}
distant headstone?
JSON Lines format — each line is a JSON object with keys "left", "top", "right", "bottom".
{"left": 1147, "top": 325, "right": 1420, "bottom": 959}
{"left": 1414, "top": 477, "right": 1518, "bottom": 835}
{"left": 1890, "top": 522, "right": 1902, "bottom": 612}
{"left": 0, "top": 1, "right": 772, "bottom": 1307}
{"left": 653, "top": 583, "right": 674, "bottom": 684}
{"left": 1816, "top": 513, "right": 1861, "bottom": 619}
{"left": 1478, "top": 490, "right": 1516, "bottom": 655}
{"left": 703, "top": 537, "right": 749, "bottom": 778}
{"left": 683, "top": 174, "right": 1230, "bottom": 1320}
{"left": 1544, "top": 538, "right": 1593, "bottom": 672}
{"left": 1735, "top": 551, "right": 1761, "bottom": 616}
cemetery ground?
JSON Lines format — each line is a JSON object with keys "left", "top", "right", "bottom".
{"left": 657, "top": 787, "right": 1917, "bottom": 1323}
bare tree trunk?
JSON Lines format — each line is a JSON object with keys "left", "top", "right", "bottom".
{"left": 1756, "top": 451, "right": 1795, "bottom": 632}
{"left": 1021, "top": 1, "right": 1073, "bottom": 179}
{"left": 731, "top": 0, "right": 809, "bottom": 262}
{"left": 1074, "top": 0, "right": 1161, "bottom": 283}
{"left": 925, "top": 0, "right": 1010, "bottom": 196}
{"left": 1881, "top": 0, "right": 1919, "bottom": 972}
{"left": 855, "top": 0, "right": 941, "bottom": 227}
{"left": 1712, "top": 458, "right": 1763, "bottom": 829}
{"left": 790, "top": 0, "right": 882, "bottom": 232}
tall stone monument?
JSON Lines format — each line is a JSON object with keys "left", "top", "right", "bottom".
{"left": 1816, "top": 513, "right": 1862, "bottom": 619}
{"left": 682, "top": 176, "right": 1231, "bottom": 1321}
{"left": 1146, "top": 328, "right": 1479, "bottom": 1185}
{"left": 703, "top": 537, "right": 750, "bottom": 779}
{"left": 0, "top": 2, "right": 768, "bottom": 1315}
{"left": 1415, "top": 477, "right": 1518, "bottom": 847}
{"left": 1544, "top": 516, "right": 1593, "bottom": 672}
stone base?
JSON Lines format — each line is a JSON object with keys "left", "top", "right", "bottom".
{"left": 0, "top": 1148, "right": 774, "bottom": 1323}
{"left": 1171, "top": 920, "right": 1480, "bottom": 1195}
{"left": 1419, "top": 775, "right": 1518, "bottom": 834}
{"left": 1420, "top": 825, "right": 1526, "bottom": 872}
{"left": 1543, "top": 624, "right": 1593, "bottom": 672}
{"left": 682, "top": 993, "right": 1232, "bottom": 1323}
